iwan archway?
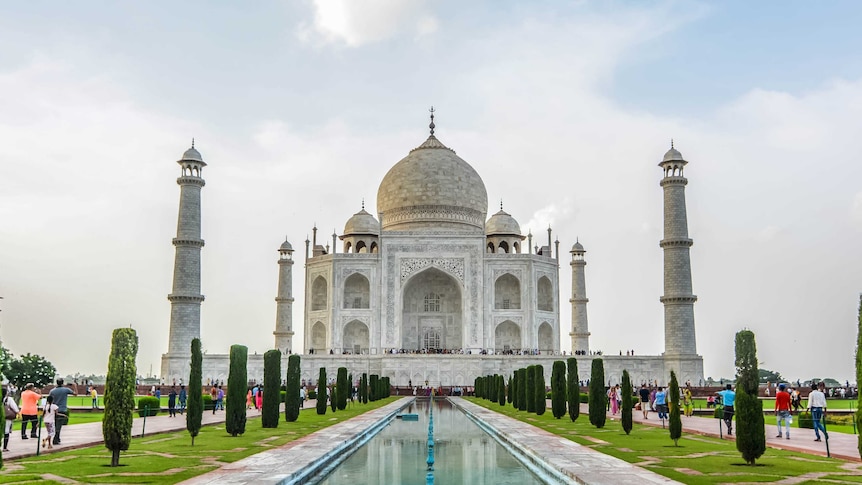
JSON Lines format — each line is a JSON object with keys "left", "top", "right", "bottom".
{"left": 401, "top": 267, "right": 463, "bottom": 351}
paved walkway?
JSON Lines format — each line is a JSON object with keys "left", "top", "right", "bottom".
{"left": 605, "top": 404, "right": 861, "bottom": 462}
{"left": 1, "top": 401, "right": 319, "bottom": 460}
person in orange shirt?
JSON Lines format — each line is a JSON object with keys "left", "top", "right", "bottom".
{"left": 19, "top": 383, "right": 41, "bottom": 439}
{"left": 775, "top": 383, "right": 792, "bottom": 439}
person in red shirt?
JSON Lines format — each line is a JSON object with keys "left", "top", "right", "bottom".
{"left": 775, "top": 383, "right": 792, "bottom": 439}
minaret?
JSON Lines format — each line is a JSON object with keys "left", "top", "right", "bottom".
{"left": 167, "top": 142, "right": 206, "bottom": 358}
{"left": 659, "top": 142, "right": 697, "bottom": 356}
{"left": 273, "top": 239, "right": 295, "bottom": 353}
{"left": 569, "top": 240, "right": 590, "bottom": 353}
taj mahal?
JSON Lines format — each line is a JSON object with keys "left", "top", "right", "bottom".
{"left": 161, "top": 112, "right": 704, "bottom": 387}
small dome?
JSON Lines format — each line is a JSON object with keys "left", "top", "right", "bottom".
{"left": 485, "top": 210, "right": 521, "bottom": 236}
{"left": 180, "top": 146, "right": 205, "bottom": 163}
{"left": 279, "top": 239, "right": 293, "bottom": 252}
{"left": 662, "top": 147, "right": 684, "bottom": 163}
{"left": 344, "top": 209, "right": 380, "bottom": 236}
{"left": 571, "top": 241, "right": 585, "bottom": 252}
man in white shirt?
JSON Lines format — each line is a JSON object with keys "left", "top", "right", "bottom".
{"left": 806, "top": 383, "right": 828, "bottom": 442}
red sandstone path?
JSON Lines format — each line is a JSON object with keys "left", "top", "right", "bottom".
{"left": 594, "top": 402, "right": 861, "bottom": 462}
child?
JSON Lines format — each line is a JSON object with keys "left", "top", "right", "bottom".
{"left": 42, "top": 395, "right": 64, "bottom": 449}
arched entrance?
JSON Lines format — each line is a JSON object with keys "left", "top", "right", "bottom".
{"left": 495, "top": 320, "right": 521, "bottom": 354}
{"left": 538, "top": 321, "right": 553, "bottom": 353}
{"left": 401, "top": 267, "right": 462, "bottom": 351}
{"left": 342, "top": 320, "right": 369, "bottom": 354}
{"left": 311, "top": 321, "right": 327, "bottom": 352}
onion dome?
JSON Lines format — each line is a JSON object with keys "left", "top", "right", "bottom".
{"left": 485, "top": 209, "right": 521, "bottom": 236}
{"left": 377, "top": 134, "right": 488, "bottom": 231}
{"left": 178, "top": 140, "right": 206, "bottom": 166}
{"left": 344, "top": 208, "right": 380, "bottom": 236}
{"left": 571, "top": 241, "right": 584, "bottom": 252}
{"left": 662, "top": 147, "right": 684, "bottom": 162}
{"left": 279, "top": 239, "right": 293, "bottom": 252}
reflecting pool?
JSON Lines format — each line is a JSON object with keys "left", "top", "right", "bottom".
{"left": 311, "top": 399, "right": 546, "bottom": 485}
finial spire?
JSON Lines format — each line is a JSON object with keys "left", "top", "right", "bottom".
{"left": 500, "top": 199, "right": 503, "bottom": 211}
{"left": 429, "top": 106, "right": 436, "bottom": 136}
{"left": 670, "top": 138, "right": 674, "bottom": 149}
{"left": 191, "top": 137, "right": 195, "bottom": 148}
{"left": 361, "top": 198, "right": 365, "bottom": 210}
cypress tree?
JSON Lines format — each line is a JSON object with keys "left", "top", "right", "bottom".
{"left": 186, "top": 338, "right": 203, "bottom": 445}
{"left": 383, "top": 377, "right": 391, "bottom": 397}
{"left": 361, "top": 373, "right": 368, "bottom": 403}
{"left": 735, "top": 329, "right": 765, "bottom": 465}
{"left": 551, "top": 360, "right": 566, "bottom": 419}
{"left": 621, "top": 369, "right": 633, "bottom": 435}
{"left": 857, "top": 295, "right": 862, "bottom": 460}
{"left": 336, "top": 367, "right": 348, "bottom": 410}
{"left": 330, "top": 385, "right": 337, "bottom": 412}
{"left": 103, "top": 328, "right": 138, "bottom": 467}
{"left": 512, "top": 372, "right": 519, "bottom": 409}
{"left": 567, "top": 357, "right": 580, "bottom": 422}
{"left": 588, "top": 358, "right": 606, "bottom": 428}
{"left": 507, "top": 375, "right": 513, "bottom": 404}
{"left": 668, "top": 370, "right": 681, "bottom": 445}
{"left": 498, "top": 374, "right": 506, "bottom": 406}
{"left": 526, "top": 366, "right": 536, "bottom": 412}
{"left": 226, "top": 345, "right": 248, "bottom": 436}
{"left": 348, "top": 373, "right": 354, "bottom": 403}
{"left": 284, "top": 354, "right": 301, "bottom": 422}
{"left": 369, "top": 374, "right": 378, "bottom": 402}
{"left": 535, "top": 365, "right": 546, "bottom": 415}
{"left": 261, "top": 350, "right": 281, "bottom": 428}
{"left": 517, "top": 368, "right": 527, "bottom": 411}
{"left": 316, "top": 368, "right": 328, "bottom": 415}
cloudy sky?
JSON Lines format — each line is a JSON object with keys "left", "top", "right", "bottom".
{"left": 1, "top": 1, "right": 860, "bottom": 383}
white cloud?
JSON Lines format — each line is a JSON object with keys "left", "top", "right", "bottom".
{"left": 297, "top": 0, "right": 437, "bottom": 47}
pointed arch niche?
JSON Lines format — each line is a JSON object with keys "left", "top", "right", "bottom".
{"left": 494, "top": 273, "right": 521, "bottom": 309}
{"left": 343, "top": 273, "right": 370, "bottom": 309}
{"left": 401, "top": 267, "right": 462, "bottom": 350}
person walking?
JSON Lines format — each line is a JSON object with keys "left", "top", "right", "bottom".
{"left": 210, "top": 385, "right": 218, "bottom": 414}
{"left": 718, "top": 384, "right": 736, "bottom": 435}
{"left": 168, "top": 386, "right": 178, "bottom": 417}
{"left": 216, "top": 385, "right": 225, "bottom": 412}
{"left": 19, "top": 383, "right": 40, "bottom": 439}
{"left": 807, "top": 382, "right": 828, "bottom": 442}
{"left": 610, "top": 385, "right": 620, "bottom": 414}
{"left": 41, "top": 395, "right": 62, "bottom": 449}
{"left": 48, "top": 378, "right": 78, "bottom": 445}
{"left": 178, "top": 385, "right": 187, "bottom": 415}
{"left": 775, "top": 383, "right": 792, "bottom": 439}
{"left": 638, "top": 384, "right": 650, "bottom": 419}
{"left": 654, "top": 386, "right": 668, "bottom": 420}
{"left": 3, "top": 388, "right": 20, "bottom": 452}
{"left": 683, "top": 386, "right": 693, "bottom": 417}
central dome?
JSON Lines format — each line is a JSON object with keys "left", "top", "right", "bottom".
{"left": 377, "top": 134, "right": 488, "bottom": 231}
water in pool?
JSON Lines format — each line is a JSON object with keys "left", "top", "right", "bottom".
{"left": 312, "top": 399, "right": 546, "bottom": 485}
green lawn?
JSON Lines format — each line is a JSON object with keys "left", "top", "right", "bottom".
{"left": 466, "top": 398, "right": 862, "bottom": 484}
{"left": 1, "top": 398, "right": 398, "bottom": 484}
{"left": 691, "top": 397, "right": 857, "bottom": 411}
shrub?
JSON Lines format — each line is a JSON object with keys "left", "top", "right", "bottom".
{"left": 621, "top": 370, "right": 632, "bottom": 435}
{"left": 668, "top": 370, "right": 681, "bottom": 445}
{"left": 567, "top": 358, "right": 579, "bottom": 423}
{"left": 507, "top": 376, "right": 513, "bottom": 404}
{"left": 261, "top": 349, "right": 281, "bottom": 428}
{"left": 589, "top": 358, "right": 606, "bottom": 428}
{"left": 137, "top": 396, "right": 160, "bottom": 417}
{"left": 202, "top": 393, "right": 213, "bottom": 411}
{"left": 187, "top": 338, "right": 203, "bottom": 446}
{"left": 336, "top": 367, "right": 348, "bottom": 410}
{"left": 317, "top": 368, "right": 328, "bottom": 415}
{"left": 551, "top": 361, "right": 567, "bottom": 419}
{"left": 226, "top": 345, "right": 248, "bottom": 436}
{"left": 103, "top": 328, "right": 138, "bottom": 467}
{"left": 285, "top": 354, "right": 301, "bottom": 422}
{"left": 308, "top": 390, "right": 317, "bottom": 400}
{"left": 735, "top": 330, "right": 765, "bottom": 465}
{"left": 534, "top": 365, "right": 546, "bottom": 416}
{"left": 580, "top": 393, "right": 589, "bottom": 403}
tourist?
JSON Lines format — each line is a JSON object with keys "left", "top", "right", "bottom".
{"left": 774, "top": 383, "right": 792, "bottom": 439}
{"left": 48, "top": 378, "right": 78, "bottom": 445}
{"left": 790, "top": 387, "right": 801, "bottom": 413}
{"left": 217, "top": 385, "right": 225, "bottom": 412}
{"left": 41, "top": 395, "right": 62, "bottom": 449}
{"left": 246, "top": 388, "right": 253, "bottom": 409}
{"left": 90, "top": 385, "right": 99, "bottom": 409}
{"left": 717, "top": 384, "right": 736, "bottom": 435}
{"left": 638, "top": 384, "right": 650, "bottom": 419}
{"left": 255, "top": 388, "right": 263, "bottom": 410}
{"left": 251, "top": 384, "right": 259, "bottom": 409}
{"left": 3, "top": 388, "right": 20, "bottom": 452}
{"left": 19, "top": 383, "right": 40, "bottom": 439}
{"left": 807, "top": 383, "right": 827, "bottom": 442}
{"left": 610, "top": 385, "right": 620, "bottom": 414}
{"left": 168, "top": 386, "right": 178, "bottom": 417}
{"left": 210, "top": 385, "right": 218, "bottom": 414}
{"left": 179, "top": 385, "right": 187, "bottom": 414}
{"left": 683, "top": 386, "right": 693, "bottom": 417}
{"left": 654, "top": 386, "right": 668, "bottom": 420}
{"left": 299, "top": 387, "right": 306, "bottom": 408}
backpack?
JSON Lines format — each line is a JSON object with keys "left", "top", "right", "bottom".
{"left": 4, "top": 397, "right": 16, "bottom": 420}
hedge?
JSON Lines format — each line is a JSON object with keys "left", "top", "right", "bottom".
{"left": 137, "top": 396, "right": 160, "bottom": 417}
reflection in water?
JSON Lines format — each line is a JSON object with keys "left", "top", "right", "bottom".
{"left": 313, "top": 399, "right": 544, "bottom": 485}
